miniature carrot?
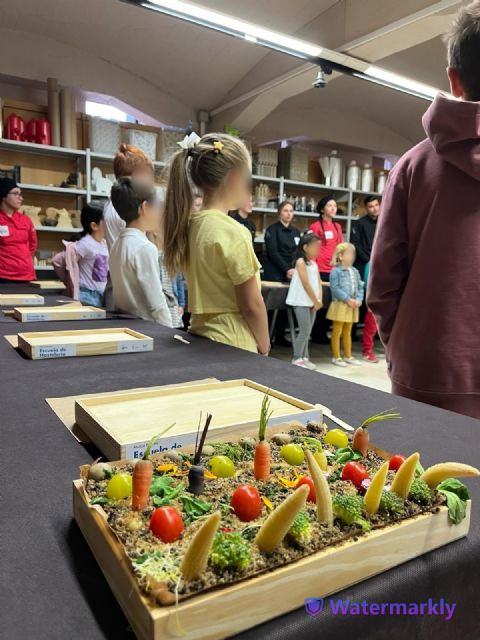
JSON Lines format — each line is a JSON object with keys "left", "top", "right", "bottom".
{"left": 254, "top": 394, "right": 273, "bottom": 481}
{"left": 352, "top": 410, "right": 402, "bottom": 456}
{"left": 132, "top": 425, "right": 175, "bottom": 511}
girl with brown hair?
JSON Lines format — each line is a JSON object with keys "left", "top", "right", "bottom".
{"left": 163, "top": 133, "right": 269, "bottom": 354}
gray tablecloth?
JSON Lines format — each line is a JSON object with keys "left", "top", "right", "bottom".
{"left": 1, "top": 283, "right": 479, "bottom": 640}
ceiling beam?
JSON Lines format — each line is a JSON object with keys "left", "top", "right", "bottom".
{"left": 210, "top": 0, "right": 461, "bottom": 134}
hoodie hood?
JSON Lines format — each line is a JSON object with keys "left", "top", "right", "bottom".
{"left": 423, "top": 93, "right": 480, "bottom": 181}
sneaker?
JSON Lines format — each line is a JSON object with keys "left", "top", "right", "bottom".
{"left": 362, "top": 352, "right": 379, "bottom": 363}
{"left": 344, "top": 357, "right": 362, "bottom": 366}
{"left": 292, "top": 358, "right": 308, "bottom": 368}
{"left": 331, "top": 357, "right": 348, "bottom": 368}
{"left": 302, "top": 359, "right": 317, "bottom": 371}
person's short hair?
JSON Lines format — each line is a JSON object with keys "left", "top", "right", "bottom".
{"left": 111, "top": 177, "right": 156, "bottom": 224}
{"left": 112, "top": 144, "right": 153, "bottom": 180}
{"left": 445, "top": 1, "right": 480, "bottom": 101}
{"left": 364, "top": 195, "right": 380, "bottom": 207}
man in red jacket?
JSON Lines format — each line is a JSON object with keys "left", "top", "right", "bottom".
{"left": 0, "top": 179, "right": 37, "bottom": 281}
{"left": 368, "top": 1, "right": 480, "bottom": 419}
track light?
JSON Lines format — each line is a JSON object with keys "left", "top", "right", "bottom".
{"left": 122, "top": 0, "right": 449, "bottom": 102}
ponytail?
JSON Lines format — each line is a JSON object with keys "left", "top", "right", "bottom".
{"left": 163, "top": 150, "right": 193, "bottom": 276}
{"left": 163, "top": 132, "right": 251, "bottom": 277}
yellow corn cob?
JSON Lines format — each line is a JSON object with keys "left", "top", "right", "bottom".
{"left": 255, "top": 484, "right": 309, "bottom": 553}
{"left": 305, "top": 449, "right": 333, "bottom": 527}
{"left": 390, "top": 452, "right": 419, "bottom": 500}
{"left": 180, "top": 511, "right": 221, "bottom": 581}
{"left": 364, "top": 461, "right": 389, "bottom": 515}
{"left": 420, "top": 462, "right": 480, "bottom": 489}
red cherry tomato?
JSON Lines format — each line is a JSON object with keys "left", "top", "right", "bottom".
{"left": 149, "top": 507, "right": 184, "bottom": 542}
{"left": 341, "top": 461, "right": 369, "bottom": 488}
{"left": 389, "top": 455, "right": 406, "bottom": 471}
{"left": 230, "top": 484, "right": 262, "bottom": 522}
{"left": 295, "top": 476, "right": 316, "bottom": 503}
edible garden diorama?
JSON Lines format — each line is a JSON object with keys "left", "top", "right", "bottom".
{"left": 76, "top": 397, "right": 479, "bottom": 639}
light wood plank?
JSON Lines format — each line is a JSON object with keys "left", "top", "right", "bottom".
{"left": 13, "top": 305, "right": 106, "bottom": 322}
{"left": 0, "top": 293, "right": 44, "bottom": 306}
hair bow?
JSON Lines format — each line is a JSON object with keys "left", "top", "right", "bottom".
{"left": 178, "top": 131, "right": 201, "bottom": 152}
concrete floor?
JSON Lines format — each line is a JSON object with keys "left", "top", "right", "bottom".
{"left": 270, "top": 340, "right": 391, "bottom": 393}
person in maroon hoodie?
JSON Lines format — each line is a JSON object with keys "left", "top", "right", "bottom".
{"left": 0, "top": 179, "right": 37, "bottom": 282}
{"left": 368, "top": 1, "right": 480, "bottom": 419}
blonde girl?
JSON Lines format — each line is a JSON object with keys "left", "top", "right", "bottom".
{"left": 163, "top": 133, "right": 269, "bottom": 354}
{"left": 327, "top": 242, "right": 364, "bottom": 367}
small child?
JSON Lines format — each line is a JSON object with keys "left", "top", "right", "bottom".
{"left": 109, "top": 177, "right": 172, "bottom": 327}
{"left": 327, "top": 242, "right": 364, "bottom": 367}
{"left": 286, "top": 232, "right": 322, "bottom": 369}
{"left": 362, "top": 261, "right": 379, "bottom": 363}
{"left": 147, "top": 230, "right": 185, "bottom": 328}
{"left": 75, "top": 202, "right": 109, "bottom": 307}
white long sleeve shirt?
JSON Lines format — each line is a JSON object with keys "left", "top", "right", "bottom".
{"left": 109, "top": 227, "right": 172, "bottom": 327}
{"left": 103, "top": 199, "right": 126, "bottom": 252}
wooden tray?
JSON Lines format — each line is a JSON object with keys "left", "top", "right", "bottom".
{"left": 73, "top": 474, "right": 471, "bottom": 640}
{"left": 0, "top": 293, "right": 44, "bottom": 306}
{"left": 17, "top": 328, "right": 153, "bottom": 360}
{"left": 74, "top": 379, "right": 322, "bottom": 460}
{"left": 31, "top": 280, "right": 66, "bottom": 290}
{"left": 13, "top": 305, "right": 106, "bottom": 322}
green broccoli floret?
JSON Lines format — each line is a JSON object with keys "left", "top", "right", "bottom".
{"left": 287, "top": 512, "right": 312, "bottom": 546}
{"left": 332, "top": 494, "right": 371, "bottom": 532}
{"left": 409, "top": 478, "right": 434, "bottom": 505}
{"left": 211, "top": 532, "right": 250, "bottom": 572}
{"left": 379, "top": 490, "right": 404, "bottom": 514}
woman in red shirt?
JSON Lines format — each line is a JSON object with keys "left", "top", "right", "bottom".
{"left": 0, "top": 179, "right": 37, "bottom": 282}
{"left": 309, "top": 195, "right": 344, "bottom": 343}
{"left": 309, "top": 195, "right": 344, "bottom": 281}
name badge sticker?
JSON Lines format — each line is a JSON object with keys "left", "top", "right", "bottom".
{"left": 324, "top": 230, "right": 334, "bottom": 240}
{"left": 0, "top": 225, "right": 10, "bottom": 237}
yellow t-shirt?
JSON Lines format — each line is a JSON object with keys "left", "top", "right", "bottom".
{"left": 186, "top": 209, "right": 261, "bottom": 352}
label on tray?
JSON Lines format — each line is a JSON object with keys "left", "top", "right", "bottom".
{"left": 79, "top": 311, "right": 105, "bottom": 319}
{"left": 24, "top": 312, "right": 51, "bottom": 322}
{"left": 33, "top": 344, "right": 76, "bottom": 359}
{"left": 125, "top": 434, "right": 191, "bottom": 460}
{"left": 117, "top": 339, "right": 153, "bottom": 354}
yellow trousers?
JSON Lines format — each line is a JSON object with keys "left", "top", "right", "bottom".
{"left": 331, "top": 321, "right": 353, "bottom": 359}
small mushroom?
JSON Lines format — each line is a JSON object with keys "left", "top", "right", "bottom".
{"left": 271, "top": 433, "right": 292, "bottom": 445}
{"left": 88, "top": 462, "right": 112, "bottom": 481}
{"left": 239, "top": 436, "right": 256, "bottom": 448}
{"left": 162, "top": 450, "right": 182, "bottom": 463}
{"left": 201, "top": 445, "right": 215, "bottom": 456}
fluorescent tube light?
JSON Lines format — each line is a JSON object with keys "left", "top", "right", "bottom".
{"left": 364, "top": 66, "right": 439, "bottom": 100}
{"left": 139, "top": 0, "right": 323, "bottom": 59}
{"left": 124, "top": 0, "right": 450, "bottom": 102}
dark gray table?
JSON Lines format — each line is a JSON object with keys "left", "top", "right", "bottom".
{"left": 0, "top": 293, "right": 479, "bottom": 640}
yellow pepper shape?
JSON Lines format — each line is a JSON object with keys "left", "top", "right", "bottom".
{"left": 391, "top": 452, "right": 419, "bottom": 500}
{"left": 364, "top": 461, "right": 389, "bottom": 514}
{"left": 305, "top": 449, "right": 333, "bottom": 527}
{"left": 255, "top": 484, "right": 309, "bottom": 553}
{"left": 420, "top": 462, "right": 480, "bottom": 489}
{"left": 180, "top": 511, "right": 221, "bottom": 582}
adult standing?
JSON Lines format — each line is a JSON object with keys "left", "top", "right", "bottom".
{"left": 368, "top": 1, "right": 480, "bottom": 418}
{"left": 263, "top": 201, "right": 301, "bottom": 347}
{"left": 230, "top": 195, "right": 256, "bottom": 244}
{"left": 351, "top": 195, "right": 380, "bottom": 279}
{"left": 263, "top": 201, "right": 300, "bottom": 282}
{"left": 0, "top": 179, "right": 37, "bottom": 282}
{"left": 309, "top": 196, "right": 344, "bottom": 343}
{"left": 309, "top": 196, "right": 344, "bottom": 282}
